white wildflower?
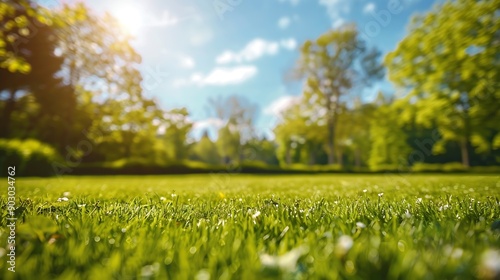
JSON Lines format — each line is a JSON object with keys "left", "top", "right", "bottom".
{"left": 141, "top": 262, "right": 160, "bottom": 278}
{"left": 337, "top": 235, "right": 353, "bottom": 253}
{"left": 260, "top": 246, "right": 308, "bottom": 272}
{"left": 404, "top": 210, "right": 412, "bottom": 218}
{"left": 479, "top": 250, "right": 500, "bottom": 279}
{"left": 195, "top": 269, "right": 210, "bottom": 280}
{"left": 252, "top": 211, "right": 261, "bottom": 219}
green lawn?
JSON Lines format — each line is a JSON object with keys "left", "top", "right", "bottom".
{"left": 1, "top": 174, "right": 499, "bottom": 279}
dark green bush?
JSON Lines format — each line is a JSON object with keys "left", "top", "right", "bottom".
{"left": 369, "top": 164, "right": 405, "bottom": 173}
{"left": 441, "top": 162, "right": 467, "bottom": 172}
{"left": 412, "top": 163, "right": 444, "bottom": 172}
{"left": 411, "top": 162, "right": 468, "bottom": 172}
{"left": 0, "top": 139, "right": 61, "bottom": 176}
{"left": 469, "top": 166, "right": 500, "bottom": 173}
{"left": 0, "top": 140, "right": 25, "bottom": 175}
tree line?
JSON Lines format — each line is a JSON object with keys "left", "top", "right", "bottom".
{"left": 0, "top": 0, "right": 498, "bottom": 174}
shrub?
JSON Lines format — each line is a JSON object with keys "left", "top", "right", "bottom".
{"left": 369, "top": 164, "right": 404, "bottom": 173}
{"left": 0, "top": 140, "right": 24, "bottom": 173}
{"left": 412, "top": 162, "right": 469, "bottom": 172}
{"left": 412, "top": 163, "right": 443, "bottom": 172}
{"left": 0, "top": 139, "right": 61, "bottom": 176}
{"left": 441, "top": 162, "right": 467, "bottom": 172}
{"left": 469, "top": 166, "right": 500, "bottom": 173}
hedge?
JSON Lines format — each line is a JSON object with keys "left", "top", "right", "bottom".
{"left": 0, "top": 139, "right": 61, "bottom": 177}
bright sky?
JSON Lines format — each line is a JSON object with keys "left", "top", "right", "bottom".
{"left": 41, "top": 0, "right": 437, "bottom": 139}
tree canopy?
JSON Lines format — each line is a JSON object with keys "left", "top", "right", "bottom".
{"left": 0, "top": 0, "right": 498, "bottom": 174}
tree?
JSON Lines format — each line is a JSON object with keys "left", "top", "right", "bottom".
{"left": 295, "top": 24, "right": 384, "bottom": 164}
{"left": 53, "top": 3, "right": 163, "bottom": 161}
{"left": 385, "top": 0, "right": 500, "bottom": 167}
{"left": 0, "top": 1, "right": 68, "bottom": 139}
{"left": 273, "top": 96, "right": 327, "bottom": 166}
{"left": 207, "top": 95, "right": 258, "bottom": 163}
{"left": 0, "top": 0, "right": 50, "bottom": 74}
{"left": 163, "top": 108, "right": 193, "bottom": 162}
{"left": 242, "top": 136, "right": 279, "bottom": 166}
{"left": 216, "top": 125, "right": 241, "bottom": 164}
{"left": 368, "top": 93, "right": 411, "bottom": 170}
{"left": 191, "top": 130, "right": 220, "bottom": 165}
{"left": 54, "top": 3, "right": 141, "bottom": 93}
{"left": 350, "top": 99, "right": 377, "bottom": 168}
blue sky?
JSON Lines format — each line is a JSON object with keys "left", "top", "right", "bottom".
{"left": 43, "top": 0, "right": 438, "bottom": 139}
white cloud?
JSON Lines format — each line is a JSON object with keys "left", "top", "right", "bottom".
{"left": 145, "top": 10, "right": 179, "bottom": 27}
{"left": 363, "top": 3, "right": 376, "bottom": 14}
{"left": 216, "top": 38, "right": 297, "bottom": 64}
{"left": 173, "top": 65, "right": 258, "bottom": 87}
{"left": 278, "top": 16, "right": 291, "bottom": 29}
{"left": 191, "top": 118, "right": 226, "bottom": 140}
{"left": 264, "top": 95, "right": 300, "bottom": 116}
{"left": 193, "top": 118, "right": 225, "bottom": 130}
{"left": 280, "top": 38, "right": 297, "bottom": 50}
{"left": 179, "top": 55, "right": 195, "bottom": 69}
{"left": 278, "top": 0, "right": 300, "bottom": 6}
{"left": 318, "top": 0, "right": 350, "bottom": 28}
{"left": 190, "top": 28, "right": 213, "bottom": 46}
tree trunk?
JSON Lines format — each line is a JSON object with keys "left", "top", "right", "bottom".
{"left": 355, "top": 149, "right": 361, "bottom": 168}
{"left": 309, "top": 147, "right": 316, "bottom": 166}
{"left": 326, "top": 91, "right": 341, "bottom": 165}
{"left": 327, "top": 120, "right": 335, "bottom": 164}
{"left": 337, "top": 149, "right": 343, "bottom": 167}
{"left": 460, "top": 92, "right": 471, "bottom": 168}
{"left": 326, "top": 97, "right": 335, "bottom": 165}
{"left": 0, "top": 89, "right": 17, "bottom": 138}
{"left": 460, "top": 140, "right": 469, "bottom": 168}
{"left": 285, "top": 144, "right": 291, "bottom": 165}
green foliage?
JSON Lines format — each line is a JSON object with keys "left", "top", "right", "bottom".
{"left": 411, "top": 163, "right": 444, "bottom": 173}
{"left": 163, "top": 108, "right": 193, "bottom": 162}
{"left": 273, "top": 96, "right": 330, "bottom": 166}
{"left": 369, "top": 95, "right": 411, "bottom": 170}
{"left": 1, "top": 0, "right": 499, "bottom": 174}
{"left": 366, "top": 164, "right": 402, "bottom": 173}
{"left": 441, "top": 162, "right": 468, "bottom": 172}
{"left": 54, "top": 3, "right": 165, "bottom": 162}
{"left": 469, "top": 165, "right": 500, "bottom": 173}
{"left": 295, "top": 24, "right": 384, "bottom": 164}
{"left": 208, "top": 95, "right": 258, "bottom": 164}
{"left": 411, "top": 162, "right": 469, "bottom": 173}
{"left": 0, "top": 175, "right": 498, "bottom": 279}
{"left": 0, "top": 0, "right": 49, "bottom": 74}
{"left": 191, "top": 131, "right": 220, "bottom": 165}
{"left": 288, "top": 163, "right": 344, "bottom": 172}
{"left": 0, "top": 1, "right": 75, "bottom": 142}
{"left": 242, "top": 137, "right": 279, "bottom": 166}
{"left": 0, "top": 139, "right": 60, "bottom": 176}
{"left": 385, "top": 0, "right": 500, "bottom": 167}
{"left": 216, "top": 125, "right": 241, "bottom": 164}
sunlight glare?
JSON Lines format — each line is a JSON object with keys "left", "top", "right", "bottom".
{"left": 111, "top": 5, "right": 143, "bottom": 35}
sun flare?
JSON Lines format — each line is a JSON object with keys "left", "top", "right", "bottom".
{"left": 111, "top": 5, "right": 143, "bottom": 35}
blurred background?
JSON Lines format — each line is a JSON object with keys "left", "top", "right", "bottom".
{"left": 0, "top": 0, "right": 499, "bottom": 176}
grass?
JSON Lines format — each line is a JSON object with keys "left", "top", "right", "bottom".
{"left": 0, "top": 174, "right": 499, "bottom": 279}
